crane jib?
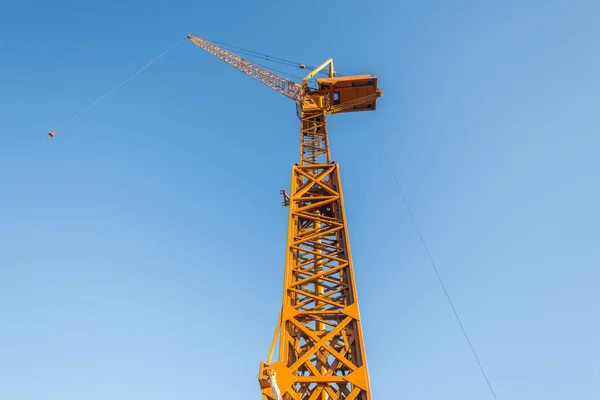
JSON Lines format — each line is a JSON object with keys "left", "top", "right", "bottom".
{"left": 187, "top": 34, "right": 302, "bottom": 102}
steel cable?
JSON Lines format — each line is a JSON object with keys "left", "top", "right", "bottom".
{"left": 48, "top": 40, "right": 182, "bottom": 138}
{"left": 375, "top": 133, "right": 500, "bottom": 400}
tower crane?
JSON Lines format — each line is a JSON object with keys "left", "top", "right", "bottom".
{"left": 188, "top": 34, "right": 384, "bottom": 400}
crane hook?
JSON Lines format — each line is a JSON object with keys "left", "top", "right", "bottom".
{"left": 48, "top": 130, "right": 56, "bottom": 138}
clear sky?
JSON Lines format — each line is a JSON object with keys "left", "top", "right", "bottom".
{"left": 1, "top": 1, "right": 599, "bottom": 399}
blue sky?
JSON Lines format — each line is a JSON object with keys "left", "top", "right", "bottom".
{"left": 1, "top": 0, "right": 599, "bottom": 399}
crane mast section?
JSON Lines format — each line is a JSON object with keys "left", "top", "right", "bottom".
{"left": 258, "top": 110, "right": 372, "bottom": 400}
{"left": 187, "top": 34, "right": 302, "bottom": 102}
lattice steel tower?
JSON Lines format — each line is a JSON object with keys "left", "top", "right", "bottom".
{"left": 188, "top": 34, "right": 383, "bottom": 400}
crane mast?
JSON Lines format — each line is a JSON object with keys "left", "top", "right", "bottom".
{"left": 188, "top": 34, "right": 383, "bottom": 400}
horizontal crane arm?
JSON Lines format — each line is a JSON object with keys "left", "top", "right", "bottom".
{"left": 187, "top": 34, "right": 302, "bottom": 102}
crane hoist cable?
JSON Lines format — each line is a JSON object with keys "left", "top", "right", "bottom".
{"left": 375, "top": 132, "right": 500, "bottom": 400}
{"left": 193, "top": 38, "right": 325, "bottom": 84}
{"left": 209, "top": 39, "right": 303, "bottom": 67}
{"left": 205, "top": 37, "right": 328, "bottom": 75}
{"left": 47, "top": 40, "right": 182, "bottom": 138}
{"left": 46, "top": 37, "right": 320, "bottom": 139}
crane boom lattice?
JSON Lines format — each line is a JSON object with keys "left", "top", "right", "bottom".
{"left": 188, "top": 35, "right": 302, "bottom": 102}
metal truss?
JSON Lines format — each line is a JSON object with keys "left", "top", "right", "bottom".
{"left": 259, "top": 105, "right": 372, "bottom": 400}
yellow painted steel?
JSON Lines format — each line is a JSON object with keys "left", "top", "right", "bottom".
{"left": 187, "top": 34, "right": 383, "bottom": 400}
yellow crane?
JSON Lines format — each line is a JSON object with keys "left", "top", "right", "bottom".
{"left": 187, "top": 34, "right": 383, "bottom": 400}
